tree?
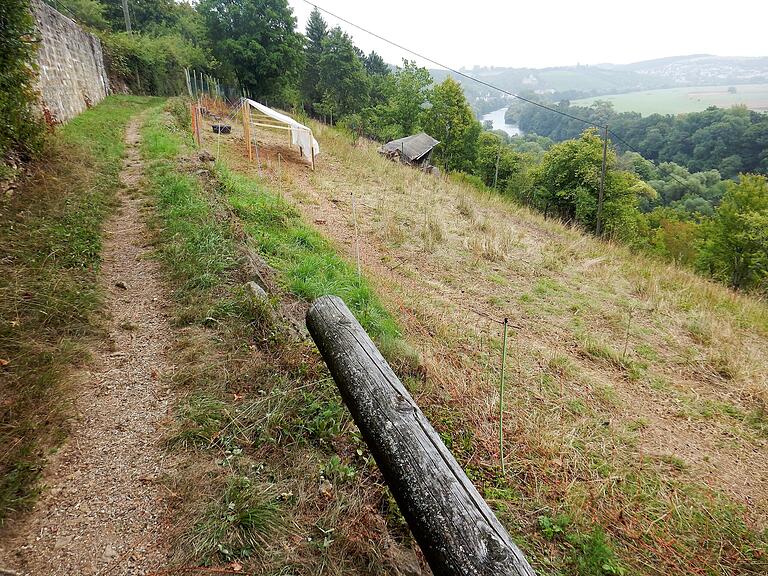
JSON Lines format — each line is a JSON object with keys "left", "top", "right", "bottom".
{"left": 364, "top": 50, "right": 390, "bottom": 106}
{"left": 316, "top": 27, "right": 369, "bottom": 119}
{"left": 369, "top": 60, "right": 431, "bottom": 140}
{"left": 198, "top": 0, "right": 303, "bottom": 103}
{"left": 101, "top": 0, "right": 182, "bottom": 32}
{"left": 56, "top": 0, "right": 110, "bottom": 29}
{"left": 364, "top": 51, "right": 389, "bottom": 77}
{"left": 697, "top": 174, "right": 768, "bottom": 291}
{"left": 475, "top": 132, "right": 525, "bottom": 192}
{"left": 1, "top": 0, "right": 44, "bottom": 161}
{"left": 533, "top": 129, "right": 653, "bottom": 240}
{"left": 421, "top": 77, "right": 480, "bottom": 173}
{"left": 300, "top": 6, "right": 327, "bottom": 111}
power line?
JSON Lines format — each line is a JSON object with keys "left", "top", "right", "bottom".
{"left": 303, "top": 1, "right": 602, "bottom": 130}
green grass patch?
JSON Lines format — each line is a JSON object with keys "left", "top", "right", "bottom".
{"left": 0, "top": 95, "right": 158, "bottom": 521}
{"left": 141, "top": 102, "right": 411, "bottom": 573}
{"left": 141, "top": 106, "right": 239, "bottom": 324}
{"left": 214, "top": 164, "right": 400, "bottom": 343}
{"left": 189, "top": 475, "right": 283, "bottom": 564}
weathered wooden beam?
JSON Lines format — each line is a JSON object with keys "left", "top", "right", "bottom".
{"left": 306, "top": 295, "right": 536, "bottom": 576}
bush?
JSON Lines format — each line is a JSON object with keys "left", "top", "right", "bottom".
{"left": 100, "top": 31, "right": 207, "bottom": 96}
{"left": 0, "top": 0, "right": 45, "bottom": 164}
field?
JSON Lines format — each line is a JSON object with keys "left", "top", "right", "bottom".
{"left": 213, "top": 112, "right": 768, "bottom": 574}
{"left": 572, "top": 83, "right": 768, "bottom": 115}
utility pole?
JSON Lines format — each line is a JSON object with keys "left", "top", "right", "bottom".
{"left": 493, "top": 142, "right": 501, "bottom": 190}
{"left": 596, "top": 124, "right": 608, "bottom": 236}
{"left": 121, "top": 0, "right": 132, "bottom": 33}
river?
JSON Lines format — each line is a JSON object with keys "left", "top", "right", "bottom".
{"left": 481, "top": 106, "right": 521, "bottom": 137}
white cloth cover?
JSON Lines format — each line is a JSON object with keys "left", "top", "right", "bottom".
{"left": 245, "top": 98, "right": 320, "bottom": 163}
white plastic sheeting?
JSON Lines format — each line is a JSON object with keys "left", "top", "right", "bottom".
{"left": 245, "top": 98, "right": 320, "bottom": 163}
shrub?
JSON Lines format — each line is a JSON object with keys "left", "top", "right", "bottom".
{"left": 0, "top": 0, "right": 45, "bottom": 165}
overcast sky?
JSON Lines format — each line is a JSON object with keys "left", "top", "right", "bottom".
{"left": 288, "top": 0, "right": 767, "bottom": 70}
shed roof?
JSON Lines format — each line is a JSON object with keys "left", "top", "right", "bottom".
{"left": 380, "top": 132, "right": 440, "bottom": 162}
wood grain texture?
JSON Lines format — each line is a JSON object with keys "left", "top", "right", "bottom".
{"left": 306, "top": 295, "right": 536, "bottom": 576}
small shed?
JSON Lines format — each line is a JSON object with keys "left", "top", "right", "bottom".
{"left": 379, "top": 132, "right": 439, "bottom": 168}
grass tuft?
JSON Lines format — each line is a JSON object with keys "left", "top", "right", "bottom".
{"left": 189, "top": 476, "right": 283, "bottom": 563}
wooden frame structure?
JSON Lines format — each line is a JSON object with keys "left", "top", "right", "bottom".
{"left": 241, "top": 98, "right": 316, "bottom": 170}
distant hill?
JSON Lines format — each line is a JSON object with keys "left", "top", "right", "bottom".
{"left": 432, "top": 54, "right": 768, "bottom": 113}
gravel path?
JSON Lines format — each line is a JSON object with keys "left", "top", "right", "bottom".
{"left": 0, "top": 116, "right": 176, "bottom": 575}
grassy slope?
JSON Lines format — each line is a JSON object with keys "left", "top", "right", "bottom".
{"left": 140, "top": 103, "right": 423, "bottom": 574}
{"left": 0, "top": 96, "right": 159, "bottom": 520}
{"left": 571, "top": 83, "right": 768, "bottom": 114}
{"left": 215, "top": 116, "right": 768, "bottom": 575}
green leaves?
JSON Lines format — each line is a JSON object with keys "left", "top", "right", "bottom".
{"left": 199, "top": 0, "right": 303, "bottom": 103}
{"left": 532, "top": 129, "right": 645, "bottom": 241}
{"left": 697, "top": 174, "right": 768, "bottom": 291}
{"left": 0, "top": 0, "right": 44, "bottom": 160}
{"left": 315, "top": 27, "right": 370, "bottom": 118}
{"left": 421, "top": 77, "right": 481, "bottom": 173}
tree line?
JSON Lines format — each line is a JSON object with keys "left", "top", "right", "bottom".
{"left": 516, "top": 99, "right": 768, "bottom": 178}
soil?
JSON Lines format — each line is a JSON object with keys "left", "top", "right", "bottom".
{"left": 0, "top": 116, "right": 176, "bottom": 575}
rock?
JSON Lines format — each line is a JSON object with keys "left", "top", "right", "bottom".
{"left": 246, "top": 280, "right": 268, "bottom": 301}
{"left": 101, "top": 544, "right": 119, "bottom": 562}
{"left": 115, "top": 280, "right": 127, "bottom": 290}
{"left": 318, "top": 478, "right": 333, "bottom": 497}
{"left": 198, "top": 149, "right": 215, "bottom": 162}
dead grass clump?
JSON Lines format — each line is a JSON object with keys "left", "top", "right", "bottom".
{"left": 457, "top": 194, "right": 476, "bottom": 220}
{"left": 381, "top": 214, "right": 407, "bottom": 246}
{"left": 420, "top": 212, "right": 444, "bottom": 252}
{"left": 473, "top": 216, "right": 492, "bottom": 233}
{"left": 467, "top": 226, "right": 518, "bottom": 262}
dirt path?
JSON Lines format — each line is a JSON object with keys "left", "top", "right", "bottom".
{"left": 0, "top": 116, "right": 176, "bottom": 575}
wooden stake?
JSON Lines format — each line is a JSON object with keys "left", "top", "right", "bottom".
{"left": 190, "top": 102, "right": 197, "bottom": 144}
{"left": 499, "top": 317, "right": 509, "bottom": 475}
{"left": 305, "top": 296, "right": 536, "bottom": 576}
{"left": 242, "top": 99, "right": 252, "bottom": 162}
{"left": 597, "top": 124, "right": 608, "bottom": 236}
{"left": 195, "top": 105, "right": 202, "bottom": 146}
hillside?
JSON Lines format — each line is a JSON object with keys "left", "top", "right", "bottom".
{"left": 212, "top": 107, "right": 768, "bottom": 574}
{"left": 2, "top": 0, "right": 768, "bottom": 573}
{"left": 2, "top": 89, "right": 767, "bottom": 573}
{"left": 434, "top": 54, "right": 768, "bottom": 112}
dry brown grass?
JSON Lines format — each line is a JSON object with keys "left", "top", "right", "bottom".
{"left": 215, "top": 115, "right": 768, "bottom": 574}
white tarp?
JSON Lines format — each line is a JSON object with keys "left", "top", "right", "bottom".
{"left": 245, "top": 98, "right": 320, "bottom": 163}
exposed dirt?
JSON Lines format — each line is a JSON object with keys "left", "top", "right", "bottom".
{"left": 0, "top": 117, "right": 176, "bottom": 574}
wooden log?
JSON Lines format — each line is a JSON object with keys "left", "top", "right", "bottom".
{"left": 306, "top": 296, "right": 536, "bottom": 576}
